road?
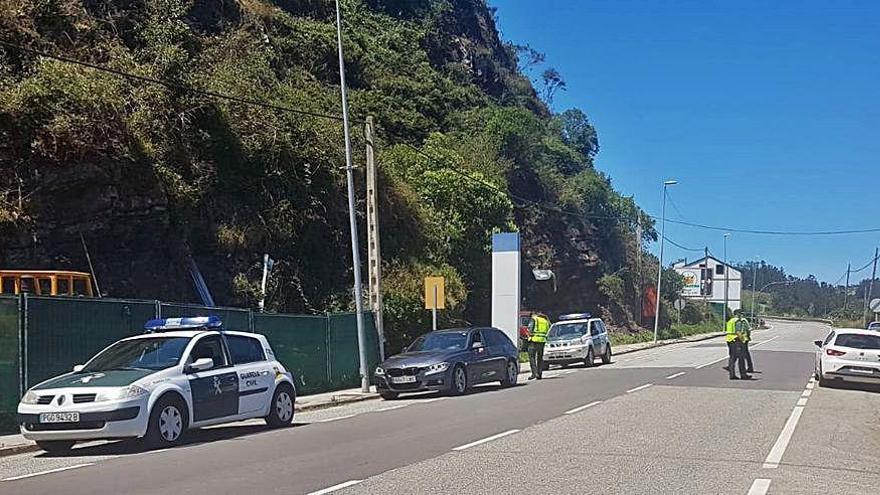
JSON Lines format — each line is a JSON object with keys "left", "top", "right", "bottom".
{"left": 3, "top": 319, "right": 880, "bottom": 494}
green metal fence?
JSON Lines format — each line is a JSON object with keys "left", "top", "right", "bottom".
{"left": 0, "top": 294, "right": 379, "bottom": 433}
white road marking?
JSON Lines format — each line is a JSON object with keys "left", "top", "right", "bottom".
{"left": 318, "top": 414, "right": 357, "bottom": 423}
{"left": 796, "top": 397, "right": 808, "bottom": 406}
{"left": 452, "top": 429, "right": 520, "bottom": 451}
{"left": 695, "top": 356, "right": 728, "bottom": 369}
{"left": 564, "top": 401, "right": 602, "bottom": 415}
{"left": 307, "top": 479, "right": 364, "bottom": 495}
{"left": 763, "top": 406, "right": 805, "bottom": 468}
{"left": 802, "top": 388, "right": 812, "bottom": 397}
{"left": 2, "top": 463, "right": 95, "bottom": 482}
{"left": 376, "top": 404, "right": 410, "bottom": 412}
{"left": 751, "top": 336, "right": 780, "bottom": 348}
{"left": 419, "top": 397, "right": 445, "bottom": 404}
{"left": 626, "top": 383, "right": 653, "bottom": 394}
{"left": 805, "top": 382, "right": 815, "bottom": 389}
{"left": 747, "top": 478, "right": 772, "bottom": 495}
{"left": 666, "top": 372, "right": 687, "bottom": 379}
{"left": 563, "top": 370, "right": 576, "bottom": 375}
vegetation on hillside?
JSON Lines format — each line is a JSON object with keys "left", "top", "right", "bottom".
{"left": 0, "top": 0, "right": 672, "bottom": 352}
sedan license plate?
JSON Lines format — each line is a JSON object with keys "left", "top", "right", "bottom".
{"left": 391, "top": 376, "right": 416, "bottom": 384}
{"left": 40, "top": 412, "right": 79, "bottom": 423}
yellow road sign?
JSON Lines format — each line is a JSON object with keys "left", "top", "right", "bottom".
{"left": 424, "top": 277, "right": 446, "bottom": 310}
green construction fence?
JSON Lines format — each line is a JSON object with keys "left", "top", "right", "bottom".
{"left": 0, "top": 294, "right": 380, "bottom": 432}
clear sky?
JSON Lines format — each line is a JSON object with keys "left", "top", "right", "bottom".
{"left": 492, "top": 0, "right": 880, "bottom": 283}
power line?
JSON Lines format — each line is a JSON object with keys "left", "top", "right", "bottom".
{"left": 851, "top": 252, "right": 880, "bottom": 274}
{"left": 664, "top": 190, "right": 686, "bottom": 220}
{"left": 665, "top": 218, "right": 880, "bottom": 236}
{"left": 663, "top": 235, "right": 703, "bottom": 252}
{"left": 0, "top": 40, "right": 350, "bottom": 123}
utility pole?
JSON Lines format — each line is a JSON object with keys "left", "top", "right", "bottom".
{"left": 750, "top": 258, "right": 758, "bottom": 322}
{"left": 653, "top": 179, "right": 677, "bottom": 343}
{"left": 365, "top": 116, "right": 385, "bottom": 361}
{"left": 335, "top": 0, "right": 370, "bottom": 392}
{"left": 636, "top": 216, "right": 643, "bottom": 325}
{"left": 723, "top": 233, "right": 730, "bottom": 326}
{"left": 704, "top": 247, "right": 710, "bottom": 303}
{"left": 844, "top": 262, "right": 851, "bottom": 312}
{"left": 865, "top": 248, "right": 878, "bottom": 326}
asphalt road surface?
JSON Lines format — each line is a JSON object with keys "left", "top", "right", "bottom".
{"left": 3, "top": 319, "right": 879, "bottom": 494}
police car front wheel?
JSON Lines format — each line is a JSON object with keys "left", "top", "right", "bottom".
{"left": 145, "top": 394, "right": 188, "bottom": 448}
{"left": 265, "top": 383, "right": 295, "bottom": 427}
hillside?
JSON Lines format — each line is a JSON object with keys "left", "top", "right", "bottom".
{"left": 0, "top": 0, "right": 657, "bottom": 351}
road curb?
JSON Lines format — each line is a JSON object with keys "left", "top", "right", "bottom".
{"left": 295, "top": 393, "right": 379, "bottom": 412}
{"left": 0, "top": 443, "right": 39, "bottom": 457}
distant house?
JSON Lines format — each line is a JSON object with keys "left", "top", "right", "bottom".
{"left": 673, "top": 256, "right": 742, "bottom": 311}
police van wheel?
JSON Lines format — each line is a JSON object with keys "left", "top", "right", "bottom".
{"left": 601, "top": 345, "right": 612, "bottom": 365}
{"left": 36, "top": 440, "right": 75, "bottom": 454}
{"left": 584, "top": 348, "right": 594, "bottom": 368}
{"left": 145, "top": 395, "right": 188, "bottom": 448}
{"left": 265, "top": 383, "right": 296, "bottom": 428}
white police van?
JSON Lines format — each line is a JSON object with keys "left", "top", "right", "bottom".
{"left": 17, "top": 317, "right": 296, "bottom": 453}
{"left": 543, "top": 313, "right": 612, "bottom": 369}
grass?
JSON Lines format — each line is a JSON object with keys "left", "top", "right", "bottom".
{"left": 610, "top": 320, "right": 723, "bottom": 346}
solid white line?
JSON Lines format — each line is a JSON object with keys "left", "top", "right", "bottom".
{"left": 2, "top": 463, "right": 95, "bottom": 482}
{"left": 747, "top": 478, "right": 772, "bottom": 495}
{"left": 751, "top": 336, "right": 780, "bottom": 348}
{"left": 452, "top": 429, "right": 520, "bottom": 451}
{"left": 626, "top": 383, "right": 653, "bottom": 394}
{"left": 666, "top": 372, "right": 687, "bottom": 379}
{"left": 805, "top": 382, "right": 815, "bottom": 389}
{"left": 762, "top": 406, "right": 805, "bottom": 469}
{"left": 419, "top": 397, "right": 445, "bottom": 404}
{"left": 564, "top": 401, "right": 602, "bottom": 415}
{"left": 563, "top": 370, "right": 576, "bottom": 375}
{"left": 306, "top": 480, "right": 364, "bottom": 495}
{"left": 695, "top": 356, "right": 728, "bottom": 369}
{"left": 376, "top": 404, "right": 410, "bottom": 412}
{"left": 802, "top": 388, "right": 812, "bottom": 397}
{"left": 318, "top": 414, "right": 357, "bottom": 423}
{"left": 796, "top": 397, "right": 808, "bottom": 406}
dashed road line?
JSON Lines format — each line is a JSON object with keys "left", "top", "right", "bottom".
{"left": 2, "top": 463, "right": 95, "bottom": 482}
{"left": 802, "top": 388, "right": 812, "bottom": 397}
{"left": 695, "top": 356, "right": 728, "bottom": 369}
{"left": 564, "top": 401, "right": 602, "bottom": 415}
{"left": 763, "top": 405, "right": 805, "bottom": 469}
{"left": 626, "top": 383, "right": 653, "bottom": 394}
{"left": 747, "top": 478, "right": 772, "bottom": 495}
{"left": 796, "top": 397, "right": 808, "bottom": 406}
{"left": 665, "top": 372, "right": 687, "bottom": 380}
{"left": 307, "top": 479, "right": 364, "bottom": 495}
{"left": 452, "top": 429, "right": 520, "bottom": 451}
{"left": 805, "top": 382, "right": 815, "bottom": 389}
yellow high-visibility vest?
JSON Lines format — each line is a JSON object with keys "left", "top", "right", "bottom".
{"left": 530, "top": 315, "right": 550, "bottom": 343}
{"left": 725, "top": 317, "right": 738, "bottom": 343}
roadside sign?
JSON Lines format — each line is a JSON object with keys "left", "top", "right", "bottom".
{"left": 681, "top": 270, "right": 700, "bottom": 297}
{"left": 674, "top": 299, "right": 686, "bottom": 311}
{"left": 424, "top": 277, "right": 445, "bottom": 310}
{"left": 870, "top": 298, "right": 880, "bottom": 312}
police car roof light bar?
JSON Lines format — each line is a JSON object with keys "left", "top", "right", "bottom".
{"left": 144, "top": 316, "right": 223, "bottom": 332}
{"left": 558, "top": 312, "right": 592, "bottom": 321}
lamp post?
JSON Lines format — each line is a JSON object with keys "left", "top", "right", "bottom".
{"left": 723, "top": 233, "right": 730, "bottom": 326}
{"left": 750, "top": 256, "right": 759, "bottom": 322}
{"left": 653, "top": 179, "right": 678, "bottom": 343}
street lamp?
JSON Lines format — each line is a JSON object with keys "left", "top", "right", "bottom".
{"left": 750, "top": 256, "right": 759, "bottom": 321}
{"left": 653, "top": 179, "right": 678, "bottom": 343}
{"left": 723, "top": 233, "right": 731, "bottom": 325}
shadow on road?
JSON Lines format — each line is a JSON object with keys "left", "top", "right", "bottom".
{"left": 36, "top": 422, "right": 310, "bottom": 459}
{"left": 820, "top": 380, "right": 880, "bottom": 393}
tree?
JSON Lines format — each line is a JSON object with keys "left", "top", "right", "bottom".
{"left": 557, "top": 108, "right": 599, "bottom": 158}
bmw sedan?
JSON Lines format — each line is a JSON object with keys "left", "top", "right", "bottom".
{"left": 373, "top": 327, "right": 520, "bottom": 399}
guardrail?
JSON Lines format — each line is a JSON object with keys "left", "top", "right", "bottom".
{"left": 760, "top": 314, "right": 834, "bottom": 325}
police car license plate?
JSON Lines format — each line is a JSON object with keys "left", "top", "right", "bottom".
{"left": 391, "top": 376, "right": 416, "bottom": 384}
{"left": 40, "top": 412, "right": 79, "bottom": 423}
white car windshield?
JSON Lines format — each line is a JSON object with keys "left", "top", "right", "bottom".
{"left": 82, "top": 337, "right": 192, "bottom": 372}
{"left": 834, "top": 333, "right": 880, "bottom": 350}
{"left": 548, "top": 323, "right": 588, "bottom": 341}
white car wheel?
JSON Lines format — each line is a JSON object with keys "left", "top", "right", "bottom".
{"left": 276, "top": 391, "right": 294, "bottom": 422}
{"left": 266, "top": 384, "right": 296, "bottom": 427}
{"left": 159, "top": 405, "right": 183, "bottom": 442}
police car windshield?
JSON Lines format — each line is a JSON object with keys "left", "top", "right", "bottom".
{"left": 409, "top": 332, "right": 467, "bottom": 352}
{"left": 82, "top": 337, "right": 191, "bottom": 372}
{"left": 548, "top": 323, "right": 588, "bottom": 341}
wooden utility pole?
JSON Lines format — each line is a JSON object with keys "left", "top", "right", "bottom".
{"left": 865, "top": 248, "right": 878, "bottom": 326}
{"left": 365, "top": 116, "right": 385, "bottom": 361}
{"left": 844, "top": 262, "right": 851, "bottom": 312}
{"left": 635, "top": 216, "right": 642, "bottom": 325}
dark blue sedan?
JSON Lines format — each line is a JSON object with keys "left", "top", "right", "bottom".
{"left": 373, "top": 327, "right": 520, "bottom": 399}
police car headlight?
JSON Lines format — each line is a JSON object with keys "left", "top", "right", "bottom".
{"left": 21, "top": 390, "right": 39, "bottom": 404}
{"left": 375, "top": 366, "right": 385, "bottom": 375}
{"left": 97, "top": 385, "right": 150, "bottom": 402}
{"left": 425, "top": 362, "right": 449, "bottom": 375}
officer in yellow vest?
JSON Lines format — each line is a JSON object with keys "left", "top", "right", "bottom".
{"left": 738, "top": 314, "right": 754, "bottom": 373}
{"left": 725, "top": 312, "right": 751, "bottom": 380}
{"left": 528, "top": 313, "right": 550, "bottom": 380}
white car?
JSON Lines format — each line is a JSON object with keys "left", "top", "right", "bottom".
{"left": 17, "top": 317, "right": 296, "bottom": 453}
{"left": 543, "top": 313, "right": 612, "bottom": 369}
{"left": 814, "top": 328, "right": 880, "bottom": 387}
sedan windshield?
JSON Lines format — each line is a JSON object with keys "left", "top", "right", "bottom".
{"left": 548, "top": 323, "right": 588, "bottom": 341}
{"left": 82, "top": 337, "right": 191, "bottom": 372}
{"left": 409, "top": 332, "right": 468, "bottom": 352}
{"left": 835, "top": 333, "right": 880, "bottom": 350}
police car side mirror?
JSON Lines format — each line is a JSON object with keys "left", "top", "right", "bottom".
{"left": 72, "top": 364, "right": 84, "bottom": 373}
{"left": 813, "top": 340, "right": 823, "bottom": 348}
{"left": 188, "top": 358, "right": 214, "bottom": 373}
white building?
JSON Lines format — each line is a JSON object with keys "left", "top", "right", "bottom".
{"left": 673, "top": 256, "right": 742, "bottom": 311}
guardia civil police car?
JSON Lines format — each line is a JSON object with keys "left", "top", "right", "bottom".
{"left": 543, "top": 313, "right": 612, "bottom": 369}
{"left": 17, "top": 317, "right": 296, "bottom": 453}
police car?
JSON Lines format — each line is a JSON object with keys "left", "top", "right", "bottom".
{"left": 543, "top": 313, "right": 612, "bottom": 369}
{"left": 17, "top": 317, "right": 296, "bottom": 453}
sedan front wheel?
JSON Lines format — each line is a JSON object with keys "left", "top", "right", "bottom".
{"left": 449, "top": 365, "right": 468, "bottom": 395}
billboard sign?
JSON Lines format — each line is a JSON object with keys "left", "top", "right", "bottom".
{"left": 681, "top": 270, "right": 700, "bottom": 297}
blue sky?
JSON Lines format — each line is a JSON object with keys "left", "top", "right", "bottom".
{"left": 492, "top": 0, "right": 880, "bottom": 283}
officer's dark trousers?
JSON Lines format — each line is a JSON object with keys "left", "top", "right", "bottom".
{"left": 742, "top": 342, "right": 754, "bottom": 372}
{"left": 528, "top": 342, "right": 545, "bottom": 379}
{"left": 727, "top": 342, "right": 747, "bottom": 378}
